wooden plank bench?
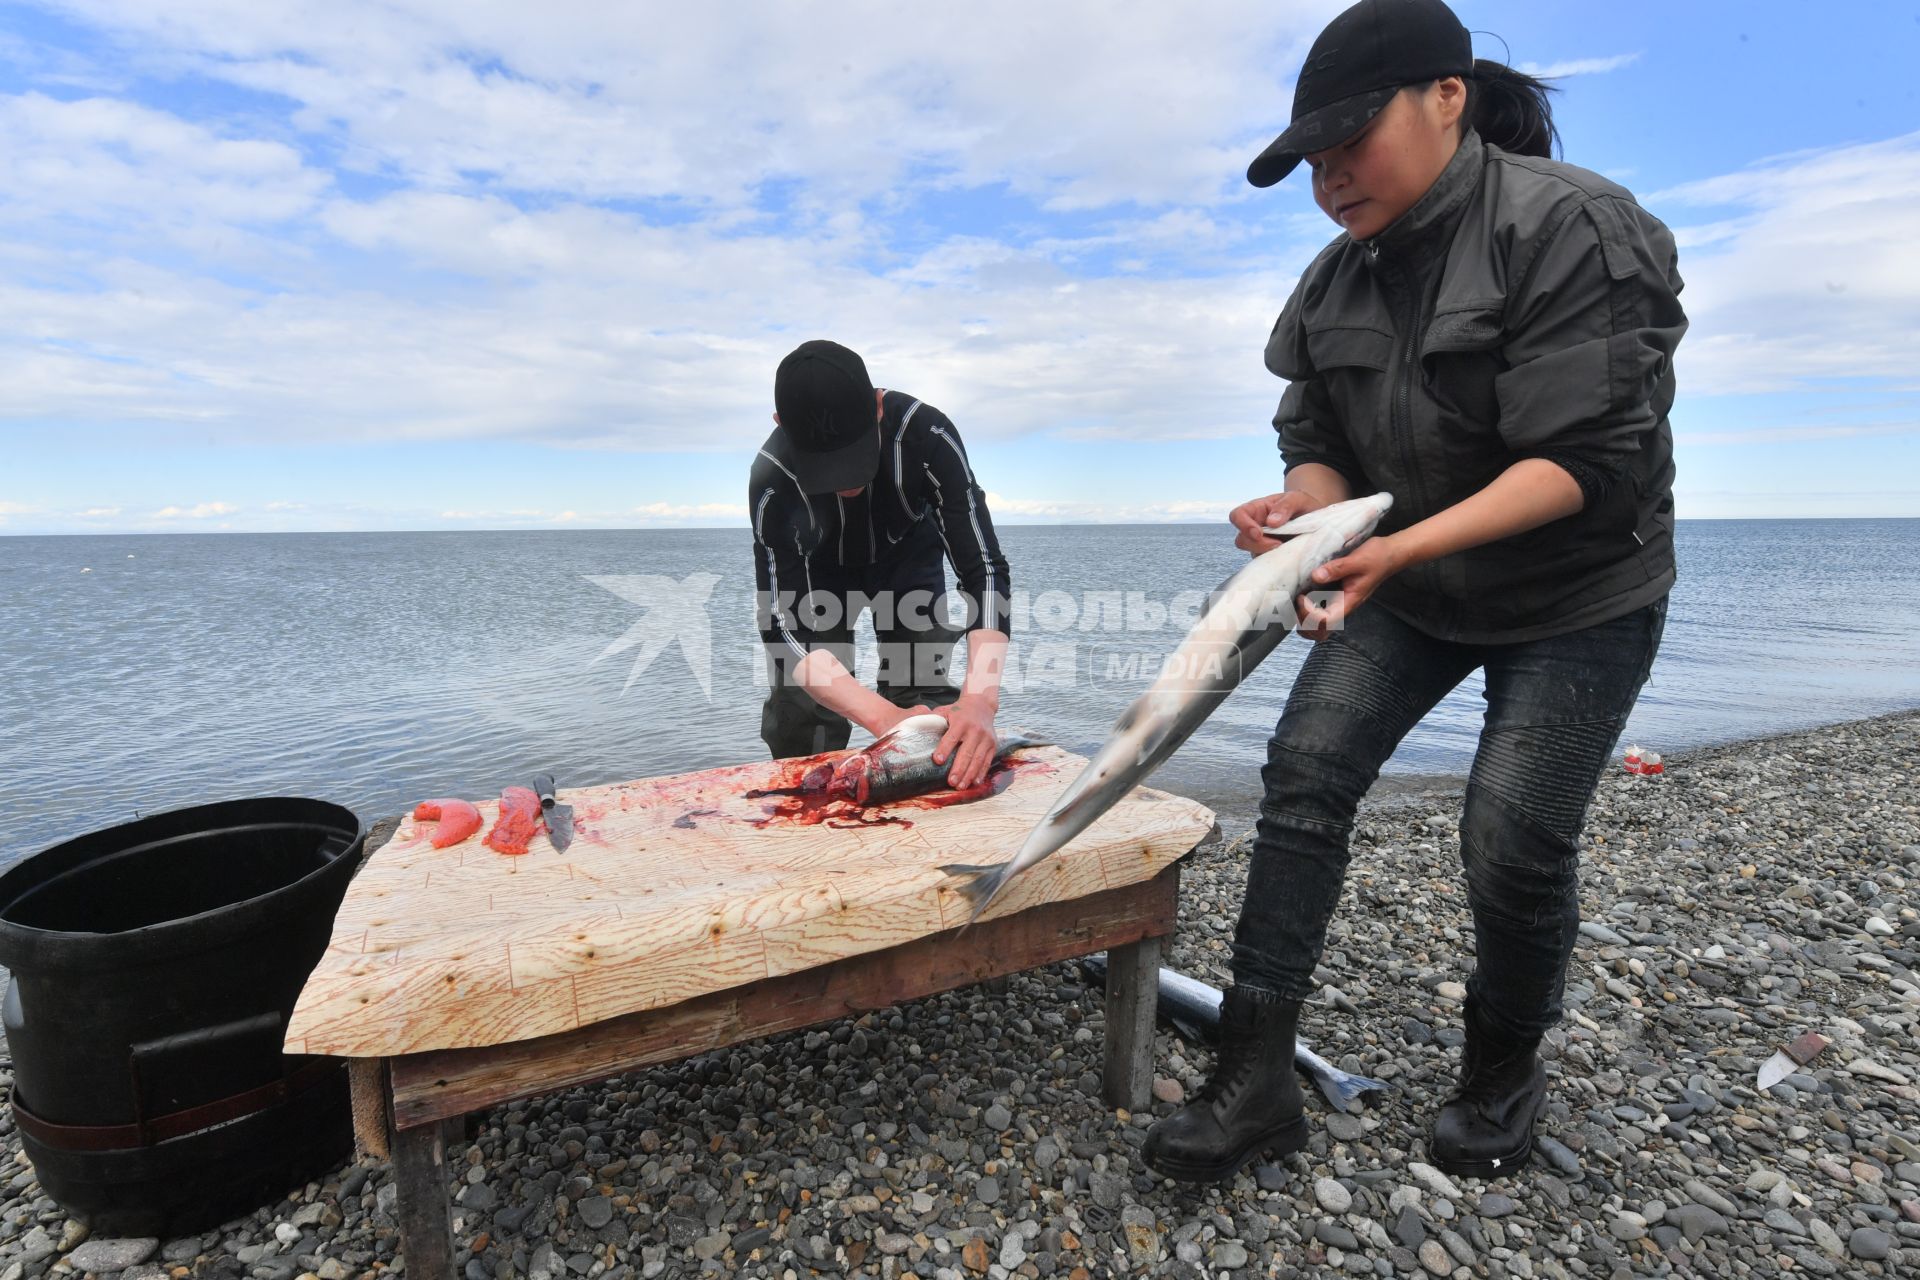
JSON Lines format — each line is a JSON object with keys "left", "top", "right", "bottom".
{"left": 290, "top": 748, "right": 1211, "bottom": 1280}
{"left": 349, "top": 865, "right": 1179, "bottom": 1280}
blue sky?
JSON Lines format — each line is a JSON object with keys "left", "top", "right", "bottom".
{"left": 2, "top": 0, "right": 1918, "bottom": 534}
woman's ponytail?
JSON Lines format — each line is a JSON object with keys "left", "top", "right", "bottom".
{"left": 1466, "top": 58, "right": 1560, "bottom": 159}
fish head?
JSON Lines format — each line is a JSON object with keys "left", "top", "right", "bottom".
{"left": 799, "top": 761, "right": 836, "bottom": 793}
{"left": 827, "top": 754, "right": 871, "bottom": 804}
{"left": 1266, "top": 491, "right": 1394, "bottom": 551}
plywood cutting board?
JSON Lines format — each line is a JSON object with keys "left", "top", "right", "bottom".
{"left": 286, "top": 747, "right": 1215, "bottom": 1058}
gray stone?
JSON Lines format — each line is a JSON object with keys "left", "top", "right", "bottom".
{"left": 1214, "top": 1241, "right": 1249, "bottom": 1269}
{"left": 1090, "top": 1171, "right": 1126, "bottom": 1208}
{"left": 1477, "top": 1193, "right": 1517, "bottom": 1219}
{"left": 1609, "top": 1212, "right": 1646, "bottom": 1241}
{"left": 982, "top": 1103, "right": 1013, "bottom": 1131}
{"left": 1848, "top": 1227, "right": 1892, "bottom": 1261}
{"left": 15, "top": 1227, "right": 57, "bottom": 1268}
{"left": 996, "top": 1233, "right": 1024, "bottom": 1267}
{"left": 1764, "top": 1207, "right": 1807, "bottom": 1236}
{"left": 1327, "top": 1113, "right": 1365, "bottom": 1143}
{"left": 974, "top": 1176, "right": 1001, "bottom": 1204}
{"left": 67, "top": 1240, "right": 161, "bottom": 1273}
{"left": 1807, "top": 1217, "right": 1845, "bottom": 1257}
{"left": 1682, "top": 1178, "right": 1739, "bottom": 1217}
{"left": 575, "top": 1196, "right": 613, "bottom": 1230}
{"left": 1317, "top": 1223, "right": 1359, "bottom": 1251}
{"left": 161, "top": 1239, "right": 205, "bottom": 1265}
{"left": 1316, "top": 1177, "right": 1354, "bottom": 1214}
{"left": 1390, "top": 1206, "right": 1426, "bottom": 1249}
{"left": 1536, "top": 1136, "right": 1581, "bottom": 1176}
{"left": 1667, "top": 1202, "right": 1730, "bottom": 1241}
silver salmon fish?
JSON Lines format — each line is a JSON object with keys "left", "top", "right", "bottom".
{"left": 942, "top": 493, "right": 1394, "bottom": 917}
{"left": 822, "top": 713, "right": 1045, "bottom": 806}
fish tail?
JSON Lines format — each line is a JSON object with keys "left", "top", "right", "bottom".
{"left": 938, "top": 860, "right": 1020, "bottom": 923}
{"left": 1297, "top": 1048, "right": 1392, "bottom": 1113}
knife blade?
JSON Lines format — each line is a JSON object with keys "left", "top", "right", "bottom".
{"left": 529, "top": 772, "right": 575, "bottom": 853}
{"left": 1756, "top": 1030, "right": 1829, "bottom": 1091}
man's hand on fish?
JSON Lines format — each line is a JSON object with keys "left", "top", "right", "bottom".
{"left": 1229, "top": 490, "right": 1326, "bottom": 556}
{"left": 931, "top": 693, "right": 999, "bottom": 789}
{"left": 866, "top": 701, "right": 935, "bottom": 739}
{"left": 1296, "top": 533, "right": 1409, "bottom": 640}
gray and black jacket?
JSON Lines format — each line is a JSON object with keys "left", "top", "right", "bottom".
{"left": 1269, "top": 127, "right": 1686, "bottom": 643}
{"left": 750, "top": 390, "right": 1012, "bottom": 661}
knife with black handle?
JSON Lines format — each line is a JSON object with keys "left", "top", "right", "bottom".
{"left": 528, "top": 772, "right": 575, "bottom": 853}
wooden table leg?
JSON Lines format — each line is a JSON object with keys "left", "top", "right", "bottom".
{"left": 348, "top": 1059, "right": 391, "bottom": 1160}
{"left": 1102, "top": 935, "right": 1161, "bottom": 1110}
{"left": 391, "top": 1118, "right": 456, "bottom": 1280}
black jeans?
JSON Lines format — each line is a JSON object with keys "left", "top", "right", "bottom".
{"left": 1232, "top": 596, "right": 1667, "bottom": 1042}
{"left": 759, "top": 526, "right": 963, "bottom": 759}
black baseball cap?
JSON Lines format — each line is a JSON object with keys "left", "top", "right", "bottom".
{"left": 773, "top": 339, "right": 880, "bottom": 494}
{"left": 1248, "top": 0, "right": 1473, "bottom": 188}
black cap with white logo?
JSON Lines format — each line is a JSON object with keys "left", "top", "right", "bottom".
{"left": 1248, "top": 0, "right": 1473, "bottom": 188}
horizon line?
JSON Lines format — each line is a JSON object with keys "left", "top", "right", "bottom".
{"left": 6, "top": 513, "right": 1920, "bottom": 539}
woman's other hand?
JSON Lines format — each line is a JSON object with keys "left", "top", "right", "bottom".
{"left": 1296, "top": 535, "right": 1410, "bottom": 640}
{"left": 1230, "top": 491, "right": 1328, "bottom": 556}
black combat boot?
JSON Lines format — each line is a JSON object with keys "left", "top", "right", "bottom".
{"left": 1431, "top": 997, "right": 1547, "bottom": 1177}
{"left": 1142, "top": 988, "right": 1308, "bottom": 1182}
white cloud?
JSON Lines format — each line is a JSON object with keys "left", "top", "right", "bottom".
{"left": 985, "top": 492, "right": 1237, "bottom": 523}
{"left": 154, "top": 501, "right": 238, "bottom": 518}
{"left": 1657, "top": 131, "right": 1920, "bottom": 397}
{"left": 2, "top": 3, "right": 1915, "bottom": 532}
{"left": 0, "top": 92, "right": 326, "bottom": 238}
{"left": 1683, "top": 421, "right": 1920, "bottom": 447}
{"left": 37, "top": 0, "right": 1338, "bottom": 210}
{"left": 1518, "top": 53, "right": 1642, "bottom": 79}
{"left": 633, "top": 503, "right": 748, "bottom": 521}
{"left": 0, "top": 500, "right": 37, "bottom": 518}
{"left": 78, "top": 505, "right": 121, "bottom": 516}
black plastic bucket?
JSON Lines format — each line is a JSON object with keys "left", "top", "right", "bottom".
{"left": 0, "top": 797, "right": 364, "bottom": 1235}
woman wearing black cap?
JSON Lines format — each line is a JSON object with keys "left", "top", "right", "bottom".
{"left": 1144, "top": 0, "right": 1684, "bottom": 1183}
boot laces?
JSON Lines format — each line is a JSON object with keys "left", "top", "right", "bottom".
{"left": 1197, "top": 1007, "right": 1263, "bottom": 1105}
{"left": 1454, "top": 1043, "right": 1535, "bottom": 1106}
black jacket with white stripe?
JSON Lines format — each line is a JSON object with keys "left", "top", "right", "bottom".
{"left": 749, "top": 390, "right": 1012, "bottom": 662}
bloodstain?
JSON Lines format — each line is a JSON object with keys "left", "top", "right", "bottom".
{"left": 745, "top": 755, "right": 1048, "bottom": 829}
{"left": 672, "top": 808, "right": 725, "bottom": 830}
{"left": 748, "top": 792, "right": 914, "bottom": 829}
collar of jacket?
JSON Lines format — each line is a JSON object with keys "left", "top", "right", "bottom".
{"left": 1361, "top": 127, "right": 1485, "bottom": 266}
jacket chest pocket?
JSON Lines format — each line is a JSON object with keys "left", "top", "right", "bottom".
{"left": 1420, "top": 305, "right": 1506, "bottom": 445}
{"left": 1304, "top": 326, "right": 1395, "bottom": 456}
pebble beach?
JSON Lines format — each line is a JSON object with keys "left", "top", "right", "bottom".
{"left": 3, "top": 709, "right": 1918, "bottom": 1280}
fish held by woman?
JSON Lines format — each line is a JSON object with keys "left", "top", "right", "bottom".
{"left": 941, "top": 493, "right": 1394, "bottom": 918}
